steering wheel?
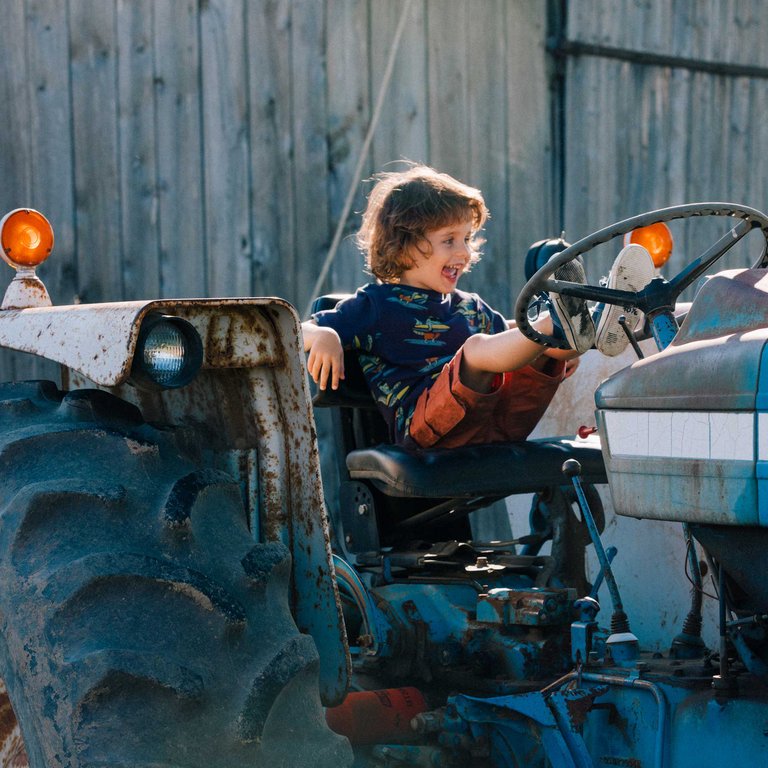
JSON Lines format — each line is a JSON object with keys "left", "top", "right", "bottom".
{"left": 514, "top": 203, "right": 768, "bottom": 350}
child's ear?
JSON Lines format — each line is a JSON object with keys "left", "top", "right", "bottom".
{"left": 412, "top": 236, "right": 432, "bottom": 256}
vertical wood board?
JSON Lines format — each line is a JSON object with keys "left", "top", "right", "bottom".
{"left": 246, "top": 0, "right": 296, "bottom": 301}
{"left": 153, "top": 0, "right": 208, "bottom": 299}
{"left": 290, "top": 0, "right": 331, "bottom": 313}
{"left": 69, "top": 0, "right": 123, "bottom": 303}
{"left": 200, "top": 0, "right": 251, "bottom": 297}
{"left": 117, "top": 0, "right": 160, "bottom": 300}
{"left": 324, "top": 0, "right": 370, "bottom": 294}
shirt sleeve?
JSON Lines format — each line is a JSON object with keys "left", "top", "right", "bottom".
{"left": 311, "top": 286, "right": 379, "bottom": 350}
{"left": 471, "top": 293, "right": 507, "bottom": 335}
{"left": 488, "top": 303, "right": 508, "bottom": 334}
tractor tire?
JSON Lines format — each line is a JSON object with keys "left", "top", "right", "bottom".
{"left": 0, "top": 381, "right": 352, "bottom": 768}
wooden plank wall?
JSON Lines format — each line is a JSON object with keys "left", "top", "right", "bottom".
{"left": 0, "top": 0, "right": 551, "bottom": 382}
{"left": 2, "top": 1, "right": 768, "bottom": 383}
{"left": 563, "top": 0, "right": 768, "bottom": 280}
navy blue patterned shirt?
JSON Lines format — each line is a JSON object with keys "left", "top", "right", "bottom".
{"left": 313, "top": 283, "right": 507, "bottom": 443}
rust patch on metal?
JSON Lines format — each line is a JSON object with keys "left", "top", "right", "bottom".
{"left": 200, "top": 306, "right": 284, "bottom": 370}
{"left": 1, "top": 274, "right": 51, "bottom": 310}
{"left": 560, "top": 685, "right": 608, "bottom": 730}
{"left": 564, "top": 693, "right": 595, "bottom": 728}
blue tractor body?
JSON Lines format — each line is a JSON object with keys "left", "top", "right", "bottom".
{"left": 314, "top": 207, "right": 768, "bottom": 766}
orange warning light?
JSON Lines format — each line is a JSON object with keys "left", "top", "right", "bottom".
{"left": 0, "top": 209, "right": 54, "bottom": 270}
{"left": 623, "top": 222, "right": 673, "bottom": 268}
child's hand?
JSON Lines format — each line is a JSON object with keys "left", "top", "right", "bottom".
{"left": 303, "top": 324, "right": 345, "bottom": 390}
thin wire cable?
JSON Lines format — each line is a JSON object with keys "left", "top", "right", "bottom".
{"left": 303, "top": 0, "right": 415, "bottom": 319}
{"left": 683, "top": 537, "right": 718, "bottom": 600}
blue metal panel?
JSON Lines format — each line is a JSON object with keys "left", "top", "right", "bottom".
{"left": 756, "top": 342, "right": 768, "bottom": 525}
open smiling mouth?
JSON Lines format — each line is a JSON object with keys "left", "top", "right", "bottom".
{"left": 443, "top": 266, "right": 462, "bottom": 280}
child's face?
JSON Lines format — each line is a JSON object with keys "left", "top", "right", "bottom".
{"left": 399, "top": 219, "right": 474, "bottom": 293}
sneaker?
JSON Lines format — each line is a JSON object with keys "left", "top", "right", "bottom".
{"left": 549, "top": 259, "right": 595, "bottom": 354}
{"left": 594, "top": 244, "right": 656, "bottom": 357}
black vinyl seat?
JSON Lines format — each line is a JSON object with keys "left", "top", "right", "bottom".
{"left": 347, "top": 437, "right": 606, "bottom": 499}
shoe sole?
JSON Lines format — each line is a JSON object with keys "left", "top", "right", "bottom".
{"left": 595, "top": 244, "right": 656, "bottom": 357}
{"left": 550, "top": 260, "right": 595, "bottom": 354}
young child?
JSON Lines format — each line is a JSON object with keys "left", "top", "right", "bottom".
{"left": 302, "top": 165, "right": 640, "bottom": 450}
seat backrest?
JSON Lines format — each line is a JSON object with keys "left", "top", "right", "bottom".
{"left": 310, "top": 295, "right": 376, "bottom": 407}
{"left": 310, "top": 294, "right": 387, "bottom": 440}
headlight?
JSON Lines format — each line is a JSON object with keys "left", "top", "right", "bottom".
{"left": 131, "top": 314, "right": 203, "bottom": 389}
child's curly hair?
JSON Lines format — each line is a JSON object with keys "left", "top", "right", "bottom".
{"left": 356, "top": 165, "right": 489, "bottom": 282}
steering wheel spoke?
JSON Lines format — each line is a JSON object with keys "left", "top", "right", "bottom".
{"left": 545, "top": 280, "right": 642, "bottom": 308}
{"left": 668, "top": 218, "right": 753, "bottom": 295}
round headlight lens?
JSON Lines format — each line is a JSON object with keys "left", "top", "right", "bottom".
{"left": 143, "top": 322, "right": 187, "bottom": 385}
{"left": 134, "top": 316, "right": 203, "bottom": 389}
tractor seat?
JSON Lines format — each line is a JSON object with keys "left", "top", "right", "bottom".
{"left": 347, "top": 437, "right": 606, "bottom": 499}
{"left": 310, "top": 293, "right": 606, "bottom": 502}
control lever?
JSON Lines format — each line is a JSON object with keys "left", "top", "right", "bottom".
{"left": 590, "top": 545, "right": 618, "bottom": 600}
{"left": 618, "top": 315, "right": 645, "bottom": 359}
{"left": 563, "top": 459, "right": 639, "bottom": 663}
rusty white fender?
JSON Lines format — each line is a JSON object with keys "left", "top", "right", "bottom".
{"left": 0, "top": 298, "right": 281, "bottom": 385}
{"left": 0, "top": 210, "right": 351, "bottom": 710}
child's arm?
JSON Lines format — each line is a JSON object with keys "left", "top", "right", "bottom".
{"left": 506, "top": 317, "right": 580, "bottom": 369}
{"left": 301, "top": 320, "right": 345, "bottom": 391}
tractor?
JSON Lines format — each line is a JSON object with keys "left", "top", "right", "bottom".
{"left": 0, "top": 202, "right": 765, "bottom": 767}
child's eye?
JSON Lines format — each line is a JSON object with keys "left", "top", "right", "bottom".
{"left": 444, "top": 237, "right": 454, "bottom": 245}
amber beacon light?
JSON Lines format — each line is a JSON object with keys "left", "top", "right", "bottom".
{"left": 623, "top": 221, "right": 673, "bottom": 268}
{"left": 0, "top": 208, "right": 54, "bottom": 270}
{"left": 0, "top": 209, "right": 54, "bottom": 309}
